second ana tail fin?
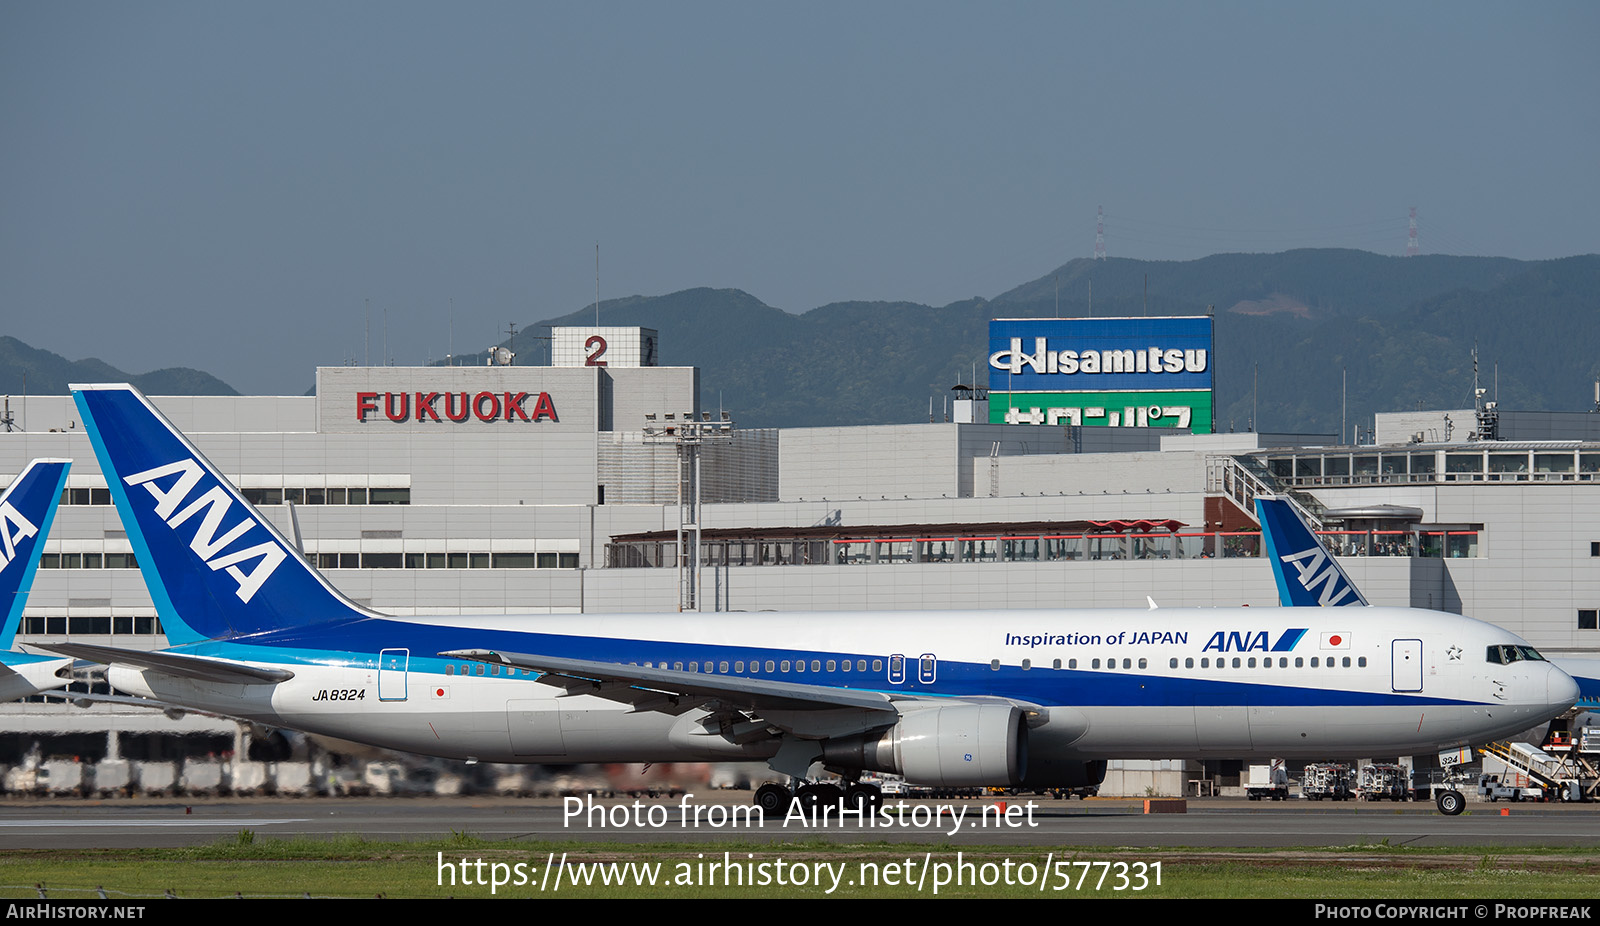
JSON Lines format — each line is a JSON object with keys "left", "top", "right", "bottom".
{"left": 72, "top": 385, "right": 370, "bottom": 644}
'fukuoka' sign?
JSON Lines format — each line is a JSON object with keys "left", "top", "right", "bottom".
{"left": 356, "top": 391, "right": 557, "bottom": 423}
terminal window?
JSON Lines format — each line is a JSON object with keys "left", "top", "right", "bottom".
{"left": 1580, "top": 610, "right": 1598, "bottom": 631}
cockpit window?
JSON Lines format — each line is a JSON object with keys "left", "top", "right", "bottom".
{"left": 1486, "top": 645, "right": 1548, "bottom": 665}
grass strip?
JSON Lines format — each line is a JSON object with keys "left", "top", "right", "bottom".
{"left": 2, "top": 833, "right": 1597, "bottom": 900}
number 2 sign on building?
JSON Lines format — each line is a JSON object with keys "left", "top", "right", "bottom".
{"left": 552, "top": 327, "right": 659, "bottom": 369}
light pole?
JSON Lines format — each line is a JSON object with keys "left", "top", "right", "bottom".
{"left": 643, "top": 410, "right": 734, "bottom": 611}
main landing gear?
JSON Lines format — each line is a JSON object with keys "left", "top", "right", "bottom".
{"left": 753, "top": 779, "right": 884, "bottom": 816}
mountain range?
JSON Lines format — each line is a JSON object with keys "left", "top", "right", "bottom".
{"left": 6, "top": 248, "right": 1597, "bottom": 437}
{"left": 505, "top": 249, "right": 1600, "bottom": 435}
{"left": 0, "top": 336, "right": 238, "bottom": 401}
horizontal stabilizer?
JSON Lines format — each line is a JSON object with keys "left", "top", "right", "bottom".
{"left": 36, "top": 642, "right": 295, "bottom": 684}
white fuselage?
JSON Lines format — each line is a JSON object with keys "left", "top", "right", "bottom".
{"left": 107, "top": 606, "right": 1580, "bottom": 775}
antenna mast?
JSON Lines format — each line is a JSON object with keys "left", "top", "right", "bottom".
{"left": 1470, "top": 343, "right": 1498, "bottom": 441}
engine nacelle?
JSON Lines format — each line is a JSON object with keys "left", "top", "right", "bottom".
{"left": 822, "top": 703, "right": 1027, "bottom": 787}
{"left": 0, "top": 658, "right": 70, "bottom": 702}
{"left": 106, "top": 665, "right": 157, "bottom": 701}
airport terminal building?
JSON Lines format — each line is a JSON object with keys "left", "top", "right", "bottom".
{"left": 3, "top": 323, "right": 1598, "bottom": 794}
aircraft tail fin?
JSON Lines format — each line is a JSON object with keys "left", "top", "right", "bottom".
{"left": 71, "top": 385, "right": 370, "bottom": 644}
{"left": 0, "top": 459, "right": 71, "bottom": 649}
{"left": 1255, "top": 495, "right": 1368, "bottom": 608}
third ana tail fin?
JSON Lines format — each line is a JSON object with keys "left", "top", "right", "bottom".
{"left": 71, "top": 385, "right": 369, "bottom": 644}
{"left": 0, "top": 459, "right": 71, "bottom": 649}
{"left": 1255, "top": 495, "right": 1367, "bottom": 608}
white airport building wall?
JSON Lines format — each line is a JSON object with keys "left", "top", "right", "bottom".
{"left": 779, "top": 423, "right": 1074, "bottom": 502}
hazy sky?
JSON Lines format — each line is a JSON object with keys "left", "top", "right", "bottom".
{"left": 3, "top": 1, "right": 1596, "bottom": 394}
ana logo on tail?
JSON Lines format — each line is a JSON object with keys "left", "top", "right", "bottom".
{"left": 1279, "top": 546, "right": 1359, "bottom": 607}
{"left": 0, "top": 502, "right": 38, "bottom": 572}
{"left": 123, "top": 458, "right": 286, "bottom": 603}
{"left": 1256, "top": 496, "right": 1367, "bottom": 608}
{"left": 0, "top": 459, "right": 70, "bottom": 653}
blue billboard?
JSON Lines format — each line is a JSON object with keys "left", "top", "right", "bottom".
{"left": 988, "top": 316, "right": 1214, "bottom": 432}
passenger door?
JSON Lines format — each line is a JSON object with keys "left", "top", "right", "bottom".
{"left": 378, "top": 648, "right": 409, "bottom": 701}
{"left": 1391, "top": 639, "right": 1422, "bottom": 692}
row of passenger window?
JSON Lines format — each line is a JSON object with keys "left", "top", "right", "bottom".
{"left": 447, "top": 663, "right": 536, "bottom": 677}
{"left": 635, "top": 658, "right": 884, "bottom": 674}
{"left": 444, "top": 657, "right": 889, "bottom": 678}
{"left": 445, "top": 653, "right": 1371, "bottom": 681}
{"left": 1172, "top": 655, "right": 1367, "bottom": 669}
{"left": 998, "top": 655, "right": 1369, "bottom": 670}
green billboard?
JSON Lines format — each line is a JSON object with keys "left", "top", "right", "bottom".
{"left": 988, "top": 389, "right": 1214, "bottom": 433}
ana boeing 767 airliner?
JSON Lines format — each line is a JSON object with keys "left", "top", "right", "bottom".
{"left": 47, "top": 385, "right": 1579, "bottom": 814}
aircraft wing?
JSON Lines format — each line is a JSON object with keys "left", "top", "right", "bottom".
{"left": 442, "top": 648, "right": 905, "bottom": 715}
{"left": 445, "top": 649, "right": 1051, "bottom": 778}
{"left": 34, "top": 642, "right": 295, "bottom": 684}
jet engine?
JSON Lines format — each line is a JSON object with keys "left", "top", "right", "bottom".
{"left": 821, "top": 702, "right": 1027, "bottom": 787}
